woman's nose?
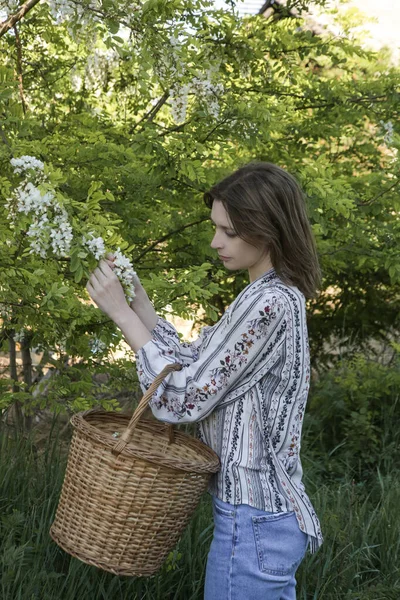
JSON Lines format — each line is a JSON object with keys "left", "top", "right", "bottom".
{"left": 210, "top": 232, "right": 222, "bottom": 249}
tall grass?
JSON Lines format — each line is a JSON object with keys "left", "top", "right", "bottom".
{"left": 1, "top": 417, "right": 399, "bottom": 599}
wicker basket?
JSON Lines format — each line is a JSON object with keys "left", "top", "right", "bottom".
{"left": 50, "top": 363, "right": 220, "bottom": 576}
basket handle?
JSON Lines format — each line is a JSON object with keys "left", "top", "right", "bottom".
{"left": 112, "top": 362, "right": 182, "bottom": 456}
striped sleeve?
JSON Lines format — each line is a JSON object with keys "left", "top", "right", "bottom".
{"left": 150, "top": 316, "right": 213, "bottom": 365}
{"left": 135, "top": 291, "right": 287, "bottom": 424}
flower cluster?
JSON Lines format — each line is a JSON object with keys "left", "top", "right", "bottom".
{"left": 169, "top": 68, "right": 224, "bottom": 124}
{"left": 380, "top": 120, "right": 394, "bottom": 146}
{"left": 47, "top": 0, "right": 100, "bottom": 25}
{"left": 13, "top": 330, "right": 27, "bottom": 343}
{"left": 156, "top": 36, "right": 224, "bottom": 124}
{"left": 6, "top": 157, "right": 73, "bottom": 259}
{"left": 110, "top": 248, "right": 137, "bottom": 303}
{"left": 85, "top": 48, "right": 119, "bottom": 91}
{"left": 7, "top": 156, "right": 136, "bottom": 303}
{"left": 82, "top": 232, "right": 106, "bottom": 260}
{"left": 190, "top": 68, "right": 224, "bottom": 120}
{"left": 11, "top": 155, "right": 45, "bottom": 174}
{"left": 49, "top": 211, "right": 74, "bottom": 257}
{"left": 82, "top": 235, "right": 136, "bottom": 301}
{"left": 89, "top": 336, "right": 108, "bottom": 354}
{"left": 47, "top": 0, "right": 78, "bottom": 24}
{"left": 12, "top": 182, "right": 53, "bottom": 215}
{"left": 6, "top": 155, "right": 72, "bottom": 258}
{"left": 170, "top": 83, "right": 191, "bottom": 124}
{"left": 70, "top": 67, "right": 83, "bottom": 93}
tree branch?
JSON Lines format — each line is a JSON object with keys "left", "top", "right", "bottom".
{"left": 13, "top": 25, "right": 28, "bottom": 114}
{"left": 356, "top": 177, "right": 400, "bottom": 207}
{"left": 199, "top": 116, "right": 231, "bottom": 144}
{"left": 133, "top": 217, "right": 209, "bottom": 262}
{"left": 0, "top": 0, "right": 41, "bottom": 39}
{"left": 130, "top": 91, "right": 170, "bottom": 134}
{"left": 0, "top": 124, "right": 12, "bottom": 148}
{"left": 157, "top": 119, "right": 192, "bottom": 137}
{"left": 239, "top": 87, "right": 390, "bottom": 110}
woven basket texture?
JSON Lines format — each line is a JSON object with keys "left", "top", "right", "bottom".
{"left": 50, "top": 363, "right": 220, "bottom": 576}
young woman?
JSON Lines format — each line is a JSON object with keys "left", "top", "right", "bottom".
{"left": 86, "top": 161, "right": 324, "bottom": 600}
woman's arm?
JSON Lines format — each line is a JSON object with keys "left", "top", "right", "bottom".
{"left": 86, "top": 257, "right": 287, "bottom": 426}
{"left": 114, "top": 306, "right": 153, "bottom": 353}
{"left": 129, "top": 282, "right": 158, "bottom": 332}
{"left": 134, "top": 290, "right": 288, "bottom": 424}
{"left": 125, "top": 267, "right": 212, "bottom": 365}
{"left": 93, "top": 254, "right": 212, "bottom": 365}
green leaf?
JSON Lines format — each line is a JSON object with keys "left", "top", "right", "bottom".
{"left": 74, "top": 264, "right": 84, "bottom": 284}
{"left": 107, "top": 21, "right": 120, "bottom": 34}
{"left": 70, "top": 254, "right": 80, "bottom": 273}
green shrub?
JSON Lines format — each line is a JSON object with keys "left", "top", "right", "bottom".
{"left": 303, "top": 350, "right": 400, "bottom": 481}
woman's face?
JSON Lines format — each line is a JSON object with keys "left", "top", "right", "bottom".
{"left": 210, "top": 200, "right": 273, "bottom": 280}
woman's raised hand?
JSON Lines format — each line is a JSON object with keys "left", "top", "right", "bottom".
{"left": 105, "top": 253, "right": 145, "bottom": 303}
{"left": 104, "top": 253, "right": 116, "bottom": 270}
{"left": 85, "top": 257, "right": 127, "bottom": 322}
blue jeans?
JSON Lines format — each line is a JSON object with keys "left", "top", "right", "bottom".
{"left": 204, "top": 495, "right": 309, "bottom": 600}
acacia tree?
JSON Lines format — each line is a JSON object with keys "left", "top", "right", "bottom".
{"left": 0, "top": 0, "right": 399, "bottom": 427}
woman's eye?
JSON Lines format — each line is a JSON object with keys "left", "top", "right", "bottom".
{"left": 211, "top": 224, "right": 237, "bottom": 238}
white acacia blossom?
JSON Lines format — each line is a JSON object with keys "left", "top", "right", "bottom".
{"left": 7, "top": 161, "right": 73, "bottom": 258}
{"left": 82, "top": 236, "right": 137, "bottom": 302}
{"left": 170, "top": 62, "right": 223, "bottom": 123}
{"left": 170, "top": 83, "right": 190, "bottom": 124}
{"left": 155, "top": 36, "right": 224, "bottom": 124}
{"left": 26, "top": 217, "right": 51, "bottom": 259}
{"left": 14, "top": 183, "right": 53, "bottom": 215}
{"left": 82, "top": 232, "right": 106, "bottom": 260}
{"left": 7, "top": 156, "right": 136, "bottom": 302}
{"left": 169, "top": 72, "right": 224, "bottom": 123}
{"left": 13, "top": 330, "right": 27, "bottom": 343}
{"left": 112, "top": 248, "right": 137, "bottom": 302}
{"left": 70, "top": 68, "right": 83, "bottom": 93}
{"left": 190, "top": 68, "right": 224, "bottom": 120}
{"left": 89, "top": 336, "right": 108, "bottom": 354}
{"left": 46, "top": 0, "right": 99, "bottom": 25}
{"left": 380, "top": 120, "right": 394, "bottom": 146}
{"left": 11, "top": 155, "right": 45, "bottom": 174}
{"left": 85, "top": 48, "right": 119, "bottom": 90}
{"left": 50, "top": 210, "right": 74, "bottom": 257}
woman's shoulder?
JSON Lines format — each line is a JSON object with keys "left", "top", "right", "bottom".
{"left": 228, "top": 276, "right": 305, "bottom": 325}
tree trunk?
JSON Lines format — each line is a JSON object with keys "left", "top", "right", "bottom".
{"left": 21, "top": 336, "right": 33, "bottom": 431}
{"left": 8, "top": 331, "right": 23, "bottom": 431}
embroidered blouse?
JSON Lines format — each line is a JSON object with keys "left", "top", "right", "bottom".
{"left": 135, "top": 267, "right": 323, "bottom": 553}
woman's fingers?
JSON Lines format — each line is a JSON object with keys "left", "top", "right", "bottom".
{"left": 104, "top": 253, "right": 116, "bottom": 269}
{"left": 88, "top": 261, "right": 115, "bottom": 292}
{"left": 91, "top": 261, "right": 112, "bottom": 285}
{"left": 86, "top": 280, "right": 97, "bottom": 301}
{"left": 91, "top": 267, "right": 104, "bottom": 285}
{"left": 132, "top": 272, "right": 142, "bottom": 286}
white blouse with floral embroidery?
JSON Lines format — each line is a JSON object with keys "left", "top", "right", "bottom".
{"left": 134, "top": 267, "right": 323, "bottom": 553}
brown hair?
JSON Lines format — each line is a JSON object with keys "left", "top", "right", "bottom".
{"left": 203, "top": 161, "right": 322, "bottom": 299}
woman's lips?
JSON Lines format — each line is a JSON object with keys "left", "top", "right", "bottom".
{"left": 219, "top": 255, "right": 231, "bottom": 260}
